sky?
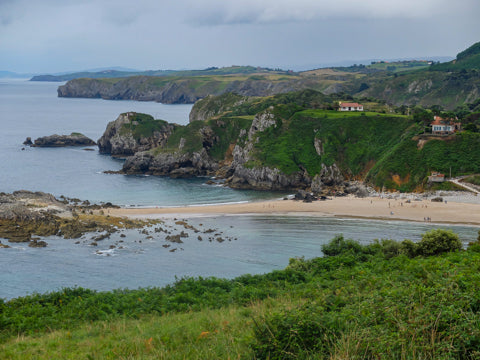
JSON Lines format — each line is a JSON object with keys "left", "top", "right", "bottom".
{"left": 0, "top": 0, "right": 479, "bottom": 74}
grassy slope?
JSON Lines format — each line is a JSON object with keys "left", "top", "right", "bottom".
{"left": 119, "top": 113, "right": 172, "bottom": 140}
{"left": 153, "top": 116, "right": 253, "bottom": 158}
{"left": 247, "top": 104, "right": 480, "bottom": 191}
{"left": 368, "top": 132, "right": 480, "bottom": 191}
{"left": 367, "top": 60, "right": 430, "bottom": 72}
{"left": 360, "top": 42, "right": 480, "bottom": 109}
{"left": 2, "top": 236, "right": 480, "bottom": 359}
{"left": 251, "top": 107, "right": 413, "bottom": 178}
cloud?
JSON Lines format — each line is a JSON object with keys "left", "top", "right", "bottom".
{"left": 184, "top": 0, "right": 454, "bottom": 26}
{"left": 0, "top": 0, "right": 478, "bottom": 73}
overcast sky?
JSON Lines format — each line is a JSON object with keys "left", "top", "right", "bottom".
{"left": 1, "top": 0, "right": 479, "bottom": 73}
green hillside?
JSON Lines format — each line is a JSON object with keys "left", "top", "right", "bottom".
{"left": 252, "top": 109, "right": 412, "bottom": 177}
{"left": 55, "top": 42, "right": 480, "bottom": 109}
{"left": 359, "top": 42, "right": 480, "bottom": 109}
{"left": 2, "top": 232, "right": 480, "bottom": 359}
{"left": 430, "top": 41, "right": 480, "bottom": 71}
{"left": 130, "top": 88, "right": 480, "bottom": 191}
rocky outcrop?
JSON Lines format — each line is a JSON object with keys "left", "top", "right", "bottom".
{"left": 310, "top": 164, "right": 344, "bottom": 191}
{"left": 224, "top": 109, "right": 313, "bottom": 190}
{"left": 122, "top": 148, "right": 218, "bottom": 178}
{"left": 0, "top": 191, "right": 69, "bottom": 222}
{"left": 227, "top": 165, "right": 311, "bottom": 190}
{"left": 0, "top": 191, "right": 159, "bottom": 245}
{"left": 97, "top": 112, "right": 175, "bottom": 156}
{"left": 29, "top": 134, "right": 96, "bottom": 147}
{"left": 23, "top": 137, "right": 33, "bottom": 146}
{"left": 109, "top": 106, "right": 350, "bottom": 192}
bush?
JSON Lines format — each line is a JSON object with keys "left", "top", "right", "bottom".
{"left": 378, "top": 239, "right": 403, "bottom": 259}
{"left": 415, "top": 229, "right": 462, "bottom": 256}
{"left": 321, "top": 235, "right": 363, "bottom": 257}
{"left": 400, "top": 239, "right": 418, "bottom": 258}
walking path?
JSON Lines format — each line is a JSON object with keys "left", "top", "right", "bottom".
{"left": 449, "top": 177, "right": 480, "bottom": 194}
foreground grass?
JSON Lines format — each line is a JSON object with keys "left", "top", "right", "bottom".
{"left": 1, "top": 305, "right": 265, "bottom": 359}
{"left": 2, "top": 232, "right": 480, "bottom": 359}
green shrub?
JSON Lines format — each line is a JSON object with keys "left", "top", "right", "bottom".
{"left": 321, "top": 235, "right": 363, "bottom": 257}
{"left": 400, "top": 239, "right": 418, "bottom": 258}
{"left": 378, "top": 239, "right": 403, "bottom": 259}
{"left": 416, "top": 229, "right": 462, "bottom": 256}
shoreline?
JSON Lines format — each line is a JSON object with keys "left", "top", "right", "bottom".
{"left": 108, "top": 196, "right": 480, "bottom": 227}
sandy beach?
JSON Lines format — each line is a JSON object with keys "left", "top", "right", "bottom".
{"left": 108, "top": 195, "right": 480, "bottom": 226}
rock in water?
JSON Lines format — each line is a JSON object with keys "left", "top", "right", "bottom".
{"left": 28, "top": 239, "right": 48, "bottom": 248}
{"left": 32, "top": 133, "right": 96, "bottom": 147}
{"left": 23, "top": 137, "right": 33, "bottom": 146}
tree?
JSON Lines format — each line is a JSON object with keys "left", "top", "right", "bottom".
{"left": 413, "top": 110, "right": 433, "bottom": 126}
{"left": 463, "top": 123, "right": 478, "bottom": 132}
{"left": 430, "top": 105, "right": 444, "bottom": 116}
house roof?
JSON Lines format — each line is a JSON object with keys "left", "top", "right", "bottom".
{"left": 431, "top": 119, "right": 456, "bottom": 126}
{"left": 339, "top": 102, "right": 362, "bottom": 107}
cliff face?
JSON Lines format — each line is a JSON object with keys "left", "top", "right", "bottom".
{"left": 58, "top": 76, "right": 314, "bottom": 104}
{"left": 99, "top": 95, "right": 349, "bottom": 193}
{"left": 122, "top": 148, "right": 219, "bottom": 178}
{"left": 224, "top": 109, "right": 311, "bottom": 190}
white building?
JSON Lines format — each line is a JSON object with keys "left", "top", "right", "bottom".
{"left": 338, "top": 102, "right": 364, "bottom": 111}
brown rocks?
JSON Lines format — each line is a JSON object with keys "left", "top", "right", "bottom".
{"left": 23, "top": 137, "right": 33, "bottom": 146}
{"left": 28, "top": 133, "right": 96, "bottom": 147}
{"left": 0, "top": 241, "right": 11, "bottom": 249}
{"left": 28, "top": 239, "right": 48, "bottom": 248}
{"left": 0, "top": 191, "right": 160, "bottom": 245}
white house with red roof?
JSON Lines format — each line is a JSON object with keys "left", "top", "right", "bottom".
{"left": 431, "top": 115, "right": 461, "bottom": 135}
{"left": 338, "top": 102, "right": 364, "bottom": 111}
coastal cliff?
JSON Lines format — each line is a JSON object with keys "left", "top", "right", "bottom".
{"left": 58, "top": 76, "right": 317, "bottom": 104}
{"left": 99, "top": 91, "right": 360, "bottom": 193}
{"left": 99, "top": 88, "right": 480, "bottom": 192}
{"left": 57, "top": 42, "right": 480, "bottom": 109}
{"left": 98, "top": 112, "right": 176, "bottom": 156}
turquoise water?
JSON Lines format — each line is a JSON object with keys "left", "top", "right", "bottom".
{"left": 0, "top": 80, "right": 478, "bottom": 300}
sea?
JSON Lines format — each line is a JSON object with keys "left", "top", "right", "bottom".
{"left": 0, "top": 79, "right": 478, "bottom": 300}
